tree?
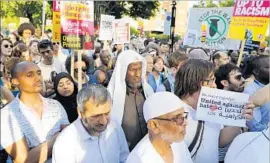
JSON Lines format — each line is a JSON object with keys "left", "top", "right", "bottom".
{"left": 193, "top": 0, "right": 218, "bottom": 8}
{"left": 218, "top": 0, "right": 235, "bottom": 7}
{"left": 1, "top": 0, "right": 45, "bottom": 27}
{"left": 193, "top": 0, "right": 235, "bottom": 8}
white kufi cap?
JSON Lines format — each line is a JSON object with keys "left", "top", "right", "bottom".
{"left": 143, "top": 92, "right": 188, "bottom": 122}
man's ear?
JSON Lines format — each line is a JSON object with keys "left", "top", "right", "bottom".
{"left": 253, "top": 69, "right": 259, "bottom": 76}
{"left": 221, "top": 80, "right": 229, "bottom": 87}
{"left": 148, "top": 120, "right": 160, "bottom": 134}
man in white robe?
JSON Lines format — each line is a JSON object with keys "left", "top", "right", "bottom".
{"left": 126, "top": 92, "right": 193, "bottom": 163}
{"left": 107, "top": 50, "right": 154, "bottom": 150}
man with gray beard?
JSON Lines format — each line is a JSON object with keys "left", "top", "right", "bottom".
{"left": 107, "top": 50, "right": 154, "bottom": 151}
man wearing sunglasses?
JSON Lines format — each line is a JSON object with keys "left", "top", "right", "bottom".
{"left": 214, "top": 63, "right": 246, "bottom": 162}
{"left": 126, "top": 92, "right": 192, "bottom": 163}
{"left": 52, "top": 41, "right": 67, "bottom": 64}
{"left": 215, "top": 63, "right": 246, "bottom": 93}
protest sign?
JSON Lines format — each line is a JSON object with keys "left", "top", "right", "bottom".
{"left": 53, "top": 0, "right": 61, "bottom": 42}
{"left": 228, "top": 0, "right": 270, "bottom": 41}
{"left": 184, "top": 7, "right": 241, "bottom": 50}
{"left": 99, "top": 15, "right": 115, "bottom": 41}
{"left": 60, "top": 1, "right": 94, "bottom": 50}
{"left": 196, "top": 87, "right": 249, "bottom": 127}
{"left": 244, "top": 39, "right": 260, "bottom": 52}
{"left": 113, "top": 19, "right": 130, "bottom": 44}
{"left": 163, "top": 12, "right": 171, "bottom": 35}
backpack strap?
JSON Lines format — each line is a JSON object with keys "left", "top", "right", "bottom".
{"left": 162, "top": 79, "right": 171, "bottom": 92}
{"left": 188, "top": 120, "right": 205, "bottom": 157}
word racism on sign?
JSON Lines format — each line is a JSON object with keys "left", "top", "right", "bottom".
{"left": 228, "top": 0, "right": 270, "bottom": 41}
{"left": 184, "top": 7, "right": 240, "bottom": 50}
{"left": 196, "top": 87, "right": 249, "bottom": 127}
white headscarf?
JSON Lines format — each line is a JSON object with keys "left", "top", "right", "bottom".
{"left": 107, "top": 50, "right": 154, "bottom": 125}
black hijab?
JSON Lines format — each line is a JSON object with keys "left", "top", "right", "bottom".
{"left": 54, "top": 72, "right": 78, "bottom": 123}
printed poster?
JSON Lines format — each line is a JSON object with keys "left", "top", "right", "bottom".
{"left": 60, "top": 1, "right": 94, "bottom": 50}
{"left": 184, "top": 7, "right": 241, "bottom": 50}
{"left": 53, "top": 0, "right": 61, "bottom": 42}
{"left": 196, "top": 87, "right": 249, "bottom": 127}
{"left": 99, "top": 15, "right": 115, "bottom": 41}
{"left": 228, "top": 0, "right": 270, "bottom": 41}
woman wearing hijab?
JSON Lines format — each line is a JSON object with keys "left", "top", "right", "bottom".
{"left": 54, "top": 72, "right": 78, "bottom": 123}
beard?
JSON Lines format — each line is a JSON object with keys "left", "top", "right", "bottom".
{"left": 126, "top": 81, "right": 142, "bottom": 89}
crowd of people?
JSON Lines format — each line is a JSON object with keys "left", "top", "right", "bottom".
{"left": 0, "top": 22, "right": 269, "bottom": 163}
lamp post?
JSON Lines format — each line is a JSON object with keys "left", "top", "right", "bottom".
{"left": 169, "top": 0, "right": 176, "bottom": 53}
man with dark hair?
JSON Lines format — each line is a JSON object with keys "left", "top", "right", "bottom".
{"left": 174, "top": 59, "right": 254, "bottom": 163}
{"left": 215, "top": 63, "right": 245, "bottom": 92}
{"left": 159, "top": 41, "right": 169, "bottom": 61}
{"left": 157, "top": 50, "right": 188, "bottom": 92}
{"left": 1, "top": 61, "right": 69, "bottom": 162}
{"left": 244, "top": 55, "right": 270, "bottom": 132}
{"left": 213, "top": 51, "right": 230, "bottom": 68}
{"left": 214, "top": 63, "right": 246, "bottom": 162}
{"left": 37, "top": 40, "right": 66, "bottom": 96}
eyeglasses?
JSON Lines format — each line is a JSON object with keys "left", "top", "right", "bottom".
{"left": 154, "top": 112, "right": 188, "bottom": 126}
{"left": 3, "top": 44, "right": 13, "bottom": 48}
{"left": 53, "top": 42, "right": 60, "bottom": 45}
{"left": 74, "top": 67, "right": 88, "bottom": 73}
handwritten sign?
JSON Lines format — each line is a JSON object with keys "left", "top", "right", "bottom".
{"left": 99, "top": 15, "right": 115, "bottom": 40}
{"left": 196, "top": 87, "right": 249, "bottom": 127}
{"left": 113, "top": 19, "right": 130, "bottom": 44}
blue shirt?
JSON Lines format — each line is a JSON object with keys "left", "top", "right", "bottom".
{"left": 52, "top": 119, "right": 130, "bottom": 163}
{"left": 244, "top": 80, "right": 269, "bottom": 132}
{"left": 156, "top": 70, "right": 175, "bottom": 93}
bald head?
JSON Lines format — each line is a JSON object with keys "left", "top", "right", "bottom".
{"left": 11, "top": 61, "right": 37, "bottom": 79}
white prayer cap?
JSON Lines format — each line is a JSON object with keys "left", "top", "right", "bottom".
{"left": 143, "top": 92, "right": 188, "bottom": 122}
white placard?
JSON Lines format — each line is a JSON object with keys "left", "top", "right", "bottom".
{"left": 99, "top": 14, "right": 115, "bottom": 40}
{"left": 196, "top": 87, "right": 249, "bottom": 127}
{"left": 113, "top": 19, "right": 130, "bottom": 44}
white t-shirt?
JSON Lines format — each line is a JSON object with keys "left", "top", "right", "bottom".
{"left": 126, "top": 134, "right": 193, "bottom": 163}
{"left": 225, "top": 128, "right": 269, "bottom": 163}
{"left": 184, "top": 106, "right": 223, "bottom": 163}
{"left": 1, "top": 96, "right": 70, "bottom": 162}
{"left": 38, "top": 58, "right": 66, "bottom": 81}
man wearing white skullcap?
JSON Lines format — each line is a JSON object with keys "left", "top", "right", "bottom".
{"left": 126, "top": 92, "right": 193, "bottom": 163}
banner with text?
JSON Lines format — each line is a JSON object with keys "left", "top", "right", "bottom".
{"left": 99, "top": 15, "right": 115, "bottom": 41}
{"left": 60, "top": 1, "right": 94, "bottom": 50}
{"left": 228, "top": 0, "right": 270, "bottom": 41}
{"left": 196, "top": 87, "right": 249, "bottom": 127}
{"left": 184, "top": 7, "right": 241, "bottom": 50}
{"left": 53, "top": 0, "right": 61, "bottom": 42}
{"left": 113, "top": 19, "right": 130, "bottom": 44}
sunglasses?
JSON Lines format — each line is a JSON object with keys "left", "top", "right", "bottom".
{"left": 74, "top": 67, "right": 88, "bottom": 73}
{"left": 53, "top": 42, "right": 60, "bottom": 45}
{"left": 235, "top": 74, "right": 243, "bottom": 81}
{"left": 154, "top": 112, "right": 189, "bottom": 126}
{"left": 3, "top": 44, "right": 13, "bottom": 48}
